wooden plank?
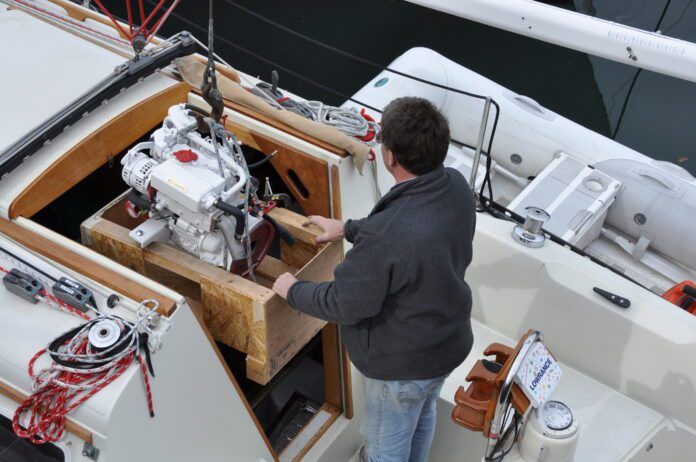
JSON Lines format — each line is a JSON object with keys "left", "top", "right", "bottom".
{"left": 341, "top": 348, "right": 354, "bottom": 420}
{"left": 267, "top": 207, "right": 324, "bottom": 245}
{"left": 322, "top": 164, "right": 344, "bottom": 412}
{"left": 201, "top": 272, "right": 272, "bottom": 365}
{"left": 262, "top": 242, "right": 340, "bottom": 376}
{"left": 290, "top": 404, "right": 340, "bottom": 462}
{"left": 0, "top": 379, "right": 93, "bottom": 443}
{"left": 83, "top": 205, "right": 340, "bottom": 385}
{"left": 89, "top": 219, "right": 145, "bottom": 274}
{"left": 254, "top": 135, "right": 331, "bottom": 218}
{"left": 9, "top": 82, "right": 190, "bottom": 219}
{"left": 331, "top": 165, "right": 342, "bottom": 220}
{"left": 187, "top": 299, "right": 279, "bottom": 462}
{"left": 322, "top": 325, "right": 342, "bottom": 409}
{"left": 255, "top": 256, "right": 298, "bottom": 281}
{"left": 269, "top": 206, "right": 324, "bottom": 268}
{"left": 329, "top": 164, "right": 354, "bottom": 419}
{"left": 0, "top": 218, "right": 177, "bottom": 316}
{"left": 280, "top": 240, "right": 322, "bottom": 271}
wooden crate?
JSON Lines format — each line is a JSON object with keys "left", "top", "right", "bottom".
{"left": 81, "top": 193, "right": 341, "bottom": 384}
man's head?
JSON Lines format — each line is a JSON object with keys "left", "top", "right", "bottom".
{"left": 379, "top": 97, "right": 450, "bottom": 179}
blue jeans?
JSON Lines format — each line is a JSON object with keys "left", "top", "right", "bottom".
{"left": 361, "top": 375, "right": 448, "bottom": 462}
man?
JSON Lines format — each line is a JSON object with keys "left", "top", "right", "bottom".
{"left": 273, "top": 97, "right": 476, "bottom": 462}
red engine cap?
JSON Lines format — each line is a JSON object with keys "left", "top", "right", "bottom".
{"left": 174, "top": 149, "right": 198, "bottom": 163}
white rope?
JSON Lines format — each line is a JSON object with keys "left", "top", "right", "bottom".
{"left": 305, "top": 101, "right": 380, "bottom": 142}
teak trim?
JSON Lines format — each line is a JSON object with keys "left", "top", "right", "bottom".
{"left": 0, "top": 219, "right": 177, "bottom": 316}
{"left": 0, "top": 379, "right": 93, "bottom": 443}
{"left": 329, "top": 165, "right": 354, "bottom": 419}
{"left": 9, "top": 82, "right": 190, "bottom": 220}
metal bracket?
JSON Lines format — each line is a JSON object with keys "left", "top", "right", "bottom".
{"left": 82, "top": 442, "right": 100, "bottom": 461}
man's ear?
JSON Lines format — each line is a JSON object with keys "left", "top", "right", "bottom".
{"left": 385, "top": 148, "right": 398, "bottom": 168}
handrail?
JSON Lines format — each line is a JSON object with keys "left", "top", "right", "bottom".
{"left": 470, "top": 97, "right": 492, "bottom": 190}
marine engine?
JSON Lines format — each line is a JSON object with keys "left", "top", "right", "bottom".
{"left": 121, "top": 104, "right": 275, "bottom": 274}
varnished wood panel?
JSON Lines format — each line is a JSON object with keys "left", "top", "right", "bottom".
{"left": 9, "top": 82, "right": 190, "bottom": 219}
{"left": 322, "top": 325, "right": 342, "bottom": 409}
{"left": 0, "top": 218, "right": 177, "bottom": 316}
{"left": 252, "top": 134, "right": 331, "bottom": 218}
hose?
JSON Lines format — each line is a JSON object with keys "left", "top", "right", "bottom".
{"left": 218, "top": 215, "right": 244, "bottom": 261}
{"left": 247, "top": 150, "right": 277, "bottom": 169}
{"left": 128, "top": 189, "right": 153, "bottom": 210}
{"left": 214, "top": 199, "right": 246, "bottom": 237}
{"left": 184, "top": 104, "right": 212, "bottom": 117}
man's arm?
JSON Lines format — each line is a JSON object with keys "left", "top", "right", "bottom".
{"left": 279, "top": 232, "right": 394, "bottom": 325}
{"left": 343, "top": 218, "right": 367, "bottom": 244}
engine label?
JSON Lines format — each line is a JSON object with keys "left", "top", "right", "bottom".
{"left": 165, "top": 177, "right": 189, "bottom": 193}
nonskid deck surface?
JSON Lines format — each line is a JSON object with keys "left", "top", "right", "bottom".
{"left": 439, "top": 320, "right": 668, "bottom": 462}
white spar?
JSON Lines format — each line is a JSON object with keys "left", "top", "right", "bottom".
{"left": 406, "top": 0, "right": 696, "bottom": 83}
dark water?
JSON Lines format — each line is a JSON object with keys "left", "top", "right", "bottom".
{"left": 133, "top": 0, "right": 696, "bottom": 175}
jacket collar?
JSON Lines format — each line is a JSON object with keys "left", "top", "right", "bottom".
{"left": 370, "top": 166, "right": 446, "bottom": 216}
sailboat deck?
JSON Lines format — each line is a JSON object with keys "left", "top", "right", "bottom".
{"left": 439, "top": 320, "right": 665, "bottom": 462}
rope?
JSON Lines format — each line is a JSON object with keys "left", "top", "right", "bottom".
{"left": 12, "top": 300, "right": 166, "bottom": 444}
{"left": 305, "top": 102, "right": 380, "bottom": 143}
{"left": 0, "top": 265, "right": 91, "bottom": 320}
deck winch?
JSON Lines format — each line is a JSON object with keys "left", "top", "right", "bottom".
{"left": 121, "top": 104, "right": 275, "bottom": 275}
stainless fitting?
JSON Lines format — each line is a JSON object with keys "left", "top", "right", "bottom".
{"left": 512, "top": 206, "right": 550, "bottom": 248}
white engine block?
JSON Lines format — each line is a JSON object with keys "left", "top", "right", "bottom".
{"left": 121, "top": 104, "right": 260, "bottom": 268}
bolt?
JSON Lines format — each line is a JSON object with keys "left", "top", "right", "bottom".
{"left": 135, "top": 230, "right": 144, "bottom": 237}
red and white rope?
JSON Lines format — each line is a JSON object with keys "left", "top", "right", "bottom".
{"left": 12, "top": 300, "right": 165, "bottom": 444}
{"left": 0, "top": 265, "right": 90, "bottom": 320}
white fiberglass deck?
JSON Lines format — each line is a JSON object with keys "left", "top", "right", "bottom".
{"left": 434, "top": 320, "right": 665, "bottom": 462}
{"left": 0, "top": 4, "right": 124, "bottom": 153}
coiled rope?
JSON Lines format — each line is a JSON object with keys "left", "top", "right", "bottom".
{"left": 12, "top": 300, "right": 166, "bottom": 444}
{"left": 305, "top": 102, "right": 379, "bottom": 143}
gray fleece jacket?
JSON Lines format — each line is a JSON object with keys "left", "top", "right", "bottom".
{"left": 287, "top": 166, "right": 476, "bottom": 380}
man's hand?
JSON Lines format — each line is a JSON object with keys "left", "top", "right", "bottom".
{"left": 273, "top": 272, "right": 298, "bottom": 300}
{"left": 304, "top": 215, "right": 344, "bottom": 244}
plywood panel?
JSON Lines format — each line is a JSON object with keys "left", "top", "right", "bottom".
{"left": 81, "top": 205, "right": 339, "bottom": 385}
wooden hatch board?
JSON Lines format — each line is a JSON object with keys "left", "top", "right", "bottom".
{"left": 9, "top": 81, "right": 190, "bottom": 220}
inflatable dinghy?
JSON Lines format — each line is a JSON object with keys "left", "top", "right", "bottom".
{"left": 347, "top": 48, "right": 696, "bottom": 295}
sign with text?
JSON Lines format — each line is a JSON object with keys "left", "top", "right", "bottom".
{"left": 514, "top": 342, "right": 562, "bottom": 408}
